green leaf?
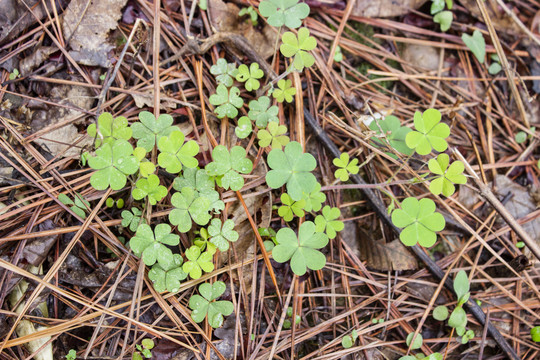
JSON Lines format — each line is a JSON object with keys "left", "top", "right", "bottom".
{"left": 280, "top": 27, "right": 317, "bottom": 71}
{"left": 205, "top": 145, "right": 253, "bottom": 191}
{"left": 515, "top": 131, "right": 527, "bottom": 144}
{"left": 453, "top": 270, "right": 470, "bottom": 301}
{"left": 129, "top": 223, "right": 180, "bottom": 268}
{"left": 239, "top": 6, "right": 258, "bottom": 25}
{"left": 272, "top": 79, "right": 296, "bottom": 103}
{"left": 208, "top": 218, "right": 239, "bottom": 251}
{"left": 488, "top": 62, "right": 502, "bottom": 75}
{"left": 59, "top": 192, "right": 90, "bottom": 219}
{"left": 405, "top": 109, "right": 450, "bottom": 155}
{"left": 210, "top": 58, "right": 238, "bottom": 87}
{"left": 257, "top": 122, "right": 290, "bottom": 150}
{"left": 235, "top": 116, "right": 253, "bottom": 139}
{"left": 259, "top": 0, "right": 310, "bottom": 29}
{"left": 302, "top": 182, "right": 325, "bottom": 212}
{"left": 266, "top": 141, "right": 317, "bottom": 201}
{"left": 425, "top": 353, "right": 443, "bottom": 360}
{"left": 148, "top": 254, "right": 187, "bottom": 293}
{"left": 428, "top": 154, "right": 466, "bottom": 197}
{"left": 174, "top": 167, "right": 215, "bottom": 193}
{"left": 433, "top": 305, "right": 449, "bottom": 321}
{"left": 333, "top": 152, "right": 359, "bottom": 182}
{"left": 314, "top": 205, "right": 344, "bottom": 239}
{"left": 236, "top": 63, "right": 264, "bottom": 92}
{"left": 141, "top": 338, "right": 154, "bottom": 350}
{"left": 406, "top": 332, "right": 423, "bottom": 350}
{"left": 341, "top": 335, "right": 353, "bottom": 348}
{"left": 391, "top": 197, "right": 446, "bottom": 247}
{"left": 157, "top": 130, "right": 199, "bottom": 174}
{"left": 139, "top": 161, "right": 156, "bottom": 177}
{"left": 448, "top": 307, "right": 467, "bottom": 329}
{"left": 132, "top": 174, "right": 168, "bottom": 205}
{"left": 531, "top": 326, "right": 540, "bottom": 342}
{"left": 88, "top": 139, "right": 139, "bottom": 190}
{"left": 272, "top": 221, "right": 328, "bottom": 276}
{"left": 87, "top": 112, "right": 132, "bottom": 147}
{"left": 121, "top": 207, "right": 144, "bottom": 232}
{"left": 278, "top": 193, "right": 306, "bottom": 221}
{"left": 369, "top": 115, "right": 413, "bottom": 157}
{"left": 131, "top": 111, "right": 179, "bottom": 151}
{"left": 188, "top": 281, "right": 233, "bottom": 328}
{"left": 431, "top": 0, "right": 445, "bottom": 14}
{"left": 333, "top": 45, "right": 343, "bottom": 63}
{"left": 248, "top": 96, "right": 279, "bottom": 128}
{"left": 462, "top": 30, "right": 486, "bottom": 64}
{"left": 169, "top": 187, "right": 212, "bottom": 232}
{"left": 183, "top": 246, "right": 214, "bottom": 279}
{"left": 209, "top": 85, "right": 244, "bottom": 119}
{"left": 433, "top": 10, "right": 452, "bottom": 32}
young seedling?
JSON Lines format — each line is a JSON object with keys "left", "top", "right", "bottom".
{"left": 210, "top": 58, "right": 238, "bottom": 87}
{"left": 236, "top": 63, "right": 264, "bottom": 91}
{"left": 278, "top": 193, "right": 306, "bottom": 221}
{"left": 391, "top": 197, "right": 446, "bottom": 247}
{"left": 194, "top": 228, "right": 217, "bottom": 254}
{"left": 182, "top": 245, "right": 214, "bottom": 279}
{"left": 58, "top": 192, "right": 90, "bottom": 219}
{"left": 272, "top": 221, "right": 328, "bottom": 276}
{"left": 235, "top": 116, "right": 253, "bottom": 139}
{"left": 314, "top": 206, "right": 344, "bottom": 239}
{"left": 333, "top": 152, "right": 359, "bottom": 182}
{"left": 208, "top": 218, "right": 239, "bottom": 251}
{"left": 248, "top": 96, "right": 279, "bottom": 128}
{"left": 462, "top": 30, "right": 486, "bottom": 64}
{"left": 205, "top": 145, "right": 253, "bottom": 191}
{"left": 239, "top": 6, "right": 258, "bottom": 25}
{"left": 341, "top": 329, "right": 358, "bottom": 349}
{"left": 406, "top": 332, "right": 423, "bottom": 350}
{"left": 259, "top": 227, "right": 278, "bottom": 251}
{"left": 131, "top": 111, "right": 179, "bottom": 151}
{"left": 428, "top": 154, "right": 466, "bottom": 197}
{"left": 189, "top": 281, "right": 234, "bottom": 328}
{"left": 133, "top": 338, "right": 154, "bottom": 360}
{"left": 280, "top": 27, "right": 317, "bottom": 71}
{"left": 121, "top": 207, "right": 144, "bottom": 232}
{"left": 209, "top": 85, "right": 244, "bottom": 119}
{"left": 531, "top": 326, "right": 540, "bottom": 342}
{"left": 432, "top": 305, "right": 449, "bottom": 321}
{"left": 132, "top": 174, "right": 168, "bottom": 205}
{"left": 271, "top": 79, "right": 296, "bottom": 103}
{"left": 66, "top": 349, "right": 77, "bottom": 360}
{"left": 259, "top": 0, "right": 310, "bottom": 29}
{"left": 157, "top": 130, "right": 199, "bottom": 174}
{"left": 405, "top": 109, "right": 450, "bottom": 155}
{"left": 257, "top": 122, "right": 290, "bottom": 150}
{"left": 88, "top": 139, "right": 139, "bottom": 190}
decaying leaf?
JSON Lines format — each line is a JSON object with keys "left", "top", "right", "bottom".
{"left": 357, "top": 228, "right": 418, "bottom": 271}
{"left": 62, "top": 0, "right": 128, "bottom": 67}
{"left": 132, "top": 91, "right": 178, "bottom": 110}
{"left": 353, "top": 0, "right": 427, "bottom": 18}
{"left": 0, "top": 0, "right": 53, "bottom": 44}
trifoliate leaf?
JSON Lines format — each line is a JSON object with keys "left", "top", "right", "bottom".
{"left": 210, "top": 58, "right": 238, "bottom": 87}
{"left": 169, "top": 187, "right": 212, "bottom": 232}
{"left": 182, "top": 245, "right": 214, "bottom": 279}
{"left": 280, "top": 27, "right": 317, "bottom": 71}
{"left": 121, "top": 207, "right": 143, "bottom": 232}
{"left": 302, "top": 182, "right": 326, "bottom": 212}
{"left": 333, "top": 153, "right": 359, "bottom": 182}
{"left": 272, "top": 79, "right": 296, "bottom": 103}
{"left": 131, "top": 111, "right": 179, "bottom": 151}
{"left": 129, "top": 223, "right": 180, "bottom": 268}
{"left": 208, "top": 218, "right": 239, "bottom": 251}
{"left": 157, "top": 130, "right": 199, "bottom": 174}
{"left": 132, "top": 174, "right": 168, "bottom": 205}
{"left": 257, "top": 121, "right": 290, "bottom": 149}
{"left": 405, "top": 109, "right": 450, "bottom": 155}
{"left": 148, "top": 254, "right": 188, "bottom": 293}
{"left": 278, "top": 193, "right": 306, "bottom": 221}
{"left": 87, "top": 112, "right": 132, "bottom": 147}
{"left": 205, "top": 145, "right": 253, "bottom": 191}
{"left": 236, "top": 63, "right": 264, "bottom": 92}
{"left": 428, "top": 154, "right": 466, "bottom": 197}
{"left": 188, "top": 281, "right": 234, "bottom": 328}
{"left": 88, "top": 139, "right": 139, "bottom": 190}
{"left": 369, "top": 115, "right": 413, "bottom": 157}
{"left": 248, "top": 96, "right": 279, "bottom": 128}
{"left": 209, "top": 85, "right": 244, "bottom": 119}
{"left": 259, "top": 0, "right": 310, "bottom": 28}
{"left": 314, "top": 205, "right": 344, "bottom": 239}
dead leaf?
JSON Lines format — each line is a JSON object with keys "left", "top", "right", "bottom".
{"left": 22, "top": 220, "right": 58, "bottom": 266}
{"left": 208, "top": 0, "right": 278, "bottom": 59}
{"left": 353, "top": 0, "right": 427, "bottom": 18}
{"left": 357, "top": 228, "right": 418, "bottom": 271}
{"left": 458, "top": 0, "right": 521, "bottom": 35}
{"left": 132, "top": 91, "right": 178, "bottom": 110}
{"left": 19, "top": 47, "right": 57, "bottom": 75}
{"left": 0, "top": 0, "right": 54, "bottom": 44}
{"left": 62, "top": 0, "right": 128, "bottom": 67}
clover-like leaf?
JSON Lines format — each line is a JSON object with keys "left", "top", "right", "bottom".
{"left": 205, "top": 145, "right": 253, "bottom": 191}
{"left": 182, "top": 245, "right": 214, "bottom": 279}
{"left": 272, "top": 221, "right": 328, "bottom": 276}
{"left": 88, "top": 139, "right": 139, "bottom": 190}
{"left": 194, "top": 228, "right": 218, "bottom": 254}
{"left": 257, "top": 122, "right": 290, "bottom": 149}
{"left": 302, "top": 182, "right": 326, "bottom": 212}
{"left": 236, "top": 63, "right": 264, "bottom": 92}
{"left": 280, "top": 27, "right": 317, "bottom": 71}
{"left": 369, "top": 115, "right": 413, "bottom": 157}
{"left": 278, "top": 193, "right": 306, "bottom": 221}
{"left": 169, "top": 187, "right": 212, "bottom": 232}
{"left": 248, "top": 96, "right": 279, "bottom": 128}
{"left": 391, "top": 197, "right": 446, "bottom": 247}
{"left": 266, "top": 141, "right": 317, "bottom": 201}
{"left": 239, "top": 6, "right": 258, "bottom": 25}
{"left": 333, "top": 153, "right": 359, "bottom": 182}
{"left": 235, "top": 116, "right": 253, "bottom": 139}
{"left": 148, "top": 253, "right": 188, "bottom": 293}
{"left": 405, "top": 109, "right": 450, "bottom": 155}
{"left": 173, "top": 167, "right": 215, "bottom": 193}
{"left": 157, "top": 130, "right": 199, "bottom": 174}
{"left": 59, "top": 192, "right": 90, "bottom": 219}
{"left": 129, "top": 223, "right": 180, "bottom": 268}
{"left": 462, "top": 30, "right": 485, "bottom": 64}
{"left": 209, "top": 85, "right": 244, "bottom": 119}
{"left": 121, "top": 207, "right": 144, "bottom": 232}
{"left": 210, "top": 58, "right": 238, "bottom": 87}
{"left": 314, "top": 205, "right": 344, "bottom": 239}
{"left": 428, "top": 154, "right": 466, "bottom": 197}
{"left": 272, "top": 79, "right": 296, "bottom": 103}
{"left": 188, "top": 281, "right": 234, "bottom": 328}
{"left": 132, "top": 174, "right": 168, "bottom": 205}
{"left": 259, "top": 0, "right": 310, "bottom": 29}
{"left": 208, "top": 218, "right": 239, "bottom": 251}
{"left": 87, "top": 112, "right": 132, "bottom": 147}
{"left": 131, "top": 111, "right": 179, "bottom": 151}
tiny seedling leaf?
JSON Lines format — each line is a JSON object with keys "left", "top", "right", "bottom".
{"left": 405, "top": 109, "right": 450, "bottom": 155}
{"left": 314, "top": 205, "right": 344, "bottom": 239}
{"left": 280, "top": 27, "right": 317, "bottom": 71}
{"left": 406, "top": 332, "right": 423, "bottom": 350}
{"left": 132, "top": 174, "right": 168, "bottom": 205}
{"left": 428, "top": 154, "right": 466, "bottom": 197}
{"left": 248, "top": 96, "right": 279, "bottom": 128}
{"left": 433, "top": 305, "right": 449, "bottom": 321}
{"left": 278, "top": 193, "right": 306, "bottom": 221}
{"left": 236, "top": 63, "right": 264, "bottom": 92}
{"left": 272, "top": 79, "right": 296, "bottom": 103}
{"left": 462, "top": 30, "right": 486, "bottom": 64}
{"left": 333, "top": 152, "right": 359, "bottom": 182}
{"left": 257, "top": 121, "right": 290, "bottom": 150}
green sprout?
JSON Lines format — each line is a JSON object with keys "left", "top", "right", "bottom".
{"left": 334, "top": 46, "right": 343, "bottom": 63}
{"left": 257, "top": 122, "right": 290, "bottom": 149}
{"left": 341, "top": 329, "right": 358, "bottom": 349}
{"left": 9, "top": 68, "right": 20, "bottom": 80}
{"left": 266, "top": 141, "right": 317, "bottom": 201}
{"left": 210, "top": 58, "right": 238, "bottom": 87}
{"left": 433, "top": 11, "right": 452, "bottom": 32}
{"left": 132, "top": 174, "right": 168, "bottom": 205}
{"left": 448, "top": 270, "right": 471, "bottom": 335}
{"left": 259, "top": 0, "right": 310, "bottom": 29}
{"left": 129, "top": 223, "right": 180, "bottom": 268}
{"left": 239, "top": 6, "right": 258, "bottom": 25}
{"left": 188, "top": 281, "right": 234, "bottom": 328}
{"left": 236, "top": 63, "right": 264, "bottom": 92}
{"left": 405, "top": 108, "right": 450, "bottom": 155}
{"left": 462, "top": 30, "right": 485, "bottom": 64}
{"left": 205, "top": 145, "right": 253, "bottom": 191}
{"left": 280, "top": 27, "right": 317, "bottom": 72}
{"left": 488, "top": 54, "right": 502, "bottom": 75}
{"left": 121, "top": 207, "right": 144, "bottom": 232}
{"left": 235, "top": 116, "right": 253, "bottom": 139}
{"left": 369, "top": 115, "right": 413, "bottom": 157}
{"left": 209, "top": 85, "right": 244, "bottom": 119}
{"left": 271, "top": 79, "right": 296, "bottom": 103}
{"left": 333, "top": 152, "right": 359, "bottom": 182}
{"left": 272, "top": 221, "right": 328, "bottom": 276}
{"left": 133, "top": 338, "right": 155, "bottom": 360}
{"left": 248, "top": 96, "right": 279, "bottom": 128}
{"left": 531, "top": 326, "right": 540, "bottom": 342}
{"left": 302, "top": 182, "right": 326, "bottom": 212}
{"left": 428, "top": 154, "right": 466, "bottom": 197}
{"left": 183, "top": 245, "right": 214, "bottom": 279}
{"left": 88, "top": 139, "right": 139, "bottom": 190}
{"left": 131, "top": 111, "right": 179, "bottom": 151}
{"left": 259, "top": 227, "right": 278, "bottom": 251}
{"left": 66, "top": 349, "right": 77, "bottom": 360}
{"left": 314, "top": 205, "right": 344, "bottom": 239}
{"left": 406, "top": 332, "right": 423, "bottom": 350}
{"left": 432, "top": 305, "right": 449, "bottom": 321}
{"left": 461, "top": 329, "right": 475, "bottom": 344}
{"left": 148, "top": 253, "right": 188, "bottom": 293}
{"left": 391, "top": 197, "right": 446, "bottom": 247}
{"left": 208, "top": 218, "right": 239, "bottom": 251}
{"left": 169, "top": 187, "right": 212, "bottom": 233}
{"left": 157, "top": 130, "right": 199, "bottom": 174}
{"left": 87, "top": 112, "right": 132, "bottom": 147}
{"left": 278, "top": 193, "right": 306, "bottom": 221}
{"left": 58, "top": 192, "right": 90, "bottom": 219}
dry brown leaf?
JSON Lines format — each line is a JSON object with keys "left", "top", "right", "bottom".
{"left": 62, "top": 0, "right": 128, "bottom": 67}
{"left": 458, "top": 0, "right": 521, "bottom": 36}
{"left": 353, "top": 0, "right": 427, "bottom": 18}
{"left": 357, "top": 228, "right": 418, "bottom": 271}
